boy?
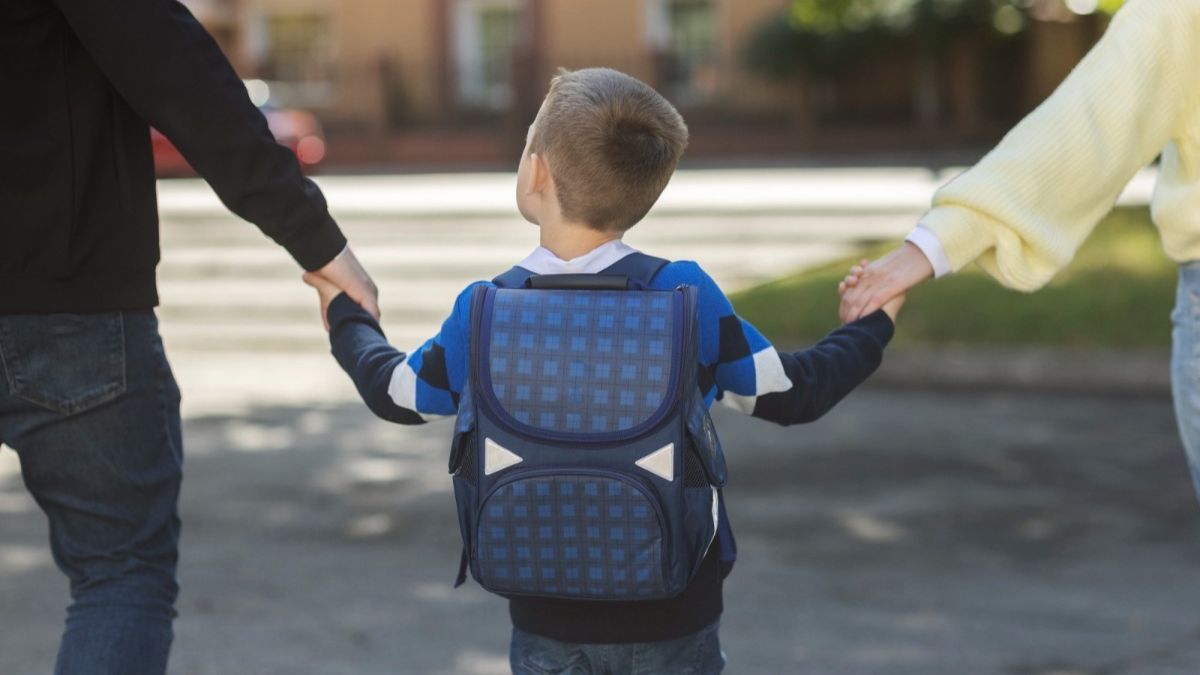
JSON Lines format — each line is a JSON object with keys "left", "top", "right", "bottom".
{"left": 304, "top": 68, "right": 901, "bottom": 674}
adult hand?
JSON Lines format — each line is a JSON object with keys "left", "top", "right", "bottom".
{"left": 312, "top": 245, "right": 380, "bottom": 327}
{"left": 301, "top": 272, "right": 344, "bottom": 331}
{"left": 838, "top": 242, "right": 933, "bottom": 323}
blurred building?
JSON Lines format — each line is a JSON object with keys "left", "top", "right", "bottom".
{"left": 180, "top": 0, "right": 1107, "bottom": 165}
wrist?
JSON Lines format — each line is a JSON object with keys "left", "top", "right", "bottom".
{"left": 903, "top": 227, "right": 949, "bottom": 279}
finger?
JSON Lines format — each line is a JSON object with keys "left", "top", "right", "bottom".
{"left": 846, "top": 288, "right": 873, "bottom": 322}
{"left": 841, "top": 285, "right": 869, "bottom": 323}
{"left": 839, "top": 284, "right": 857, "bottom": 318}
{"left": 303, "top": 272, "right": 340, "bottom": 295}
{"left": 861, "top": 293, "right": 888, "bottom": 319}
{"left": 838, "top": 281, "right": 846, "bottom": 296}
{"left": 358, "top": 295, "right": 382, "bottom": 321}
{"left": 840, "top": 295, "right": 858, "bottom": 324}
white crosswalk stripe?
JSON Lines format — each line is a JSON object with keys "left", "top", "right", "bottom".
{"left": 155, "top": 211, "right": 912, "bottom": 415}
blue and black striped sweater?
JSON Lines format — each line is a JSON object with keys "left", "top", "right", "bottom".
{"left": 326, "top": 243, "right": 894, "bottom": 643}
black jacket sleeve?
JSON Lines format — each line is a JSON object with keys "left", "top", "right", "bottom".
{"left": 51, "top": 0, "right": 346, "bottom": 271}
{"left": 751, "top": 310, "right": 894, "bottom": 426}
{"left": 326, "top": 294, "right": 425, "bottom": 425}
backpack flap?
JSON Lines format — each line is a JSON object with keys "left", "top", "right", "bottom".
{"left": 476, "top": 286, "right": 684, "bottom": 442}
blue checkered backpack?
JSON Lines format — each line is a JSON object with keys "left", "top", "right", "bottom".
{"left": 449, "top": 252, "right": 731, "bottom": 600}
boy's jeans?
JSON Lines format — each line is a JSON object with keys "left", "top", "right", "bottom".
{"left": 0, "top": 311, "right": 182, "bottom": 675}
{"left": 1172, "top": 262, "right": 1200, "bottom": 502}
{"left": 510, "top": 622, "right": 725, "bottom": 675}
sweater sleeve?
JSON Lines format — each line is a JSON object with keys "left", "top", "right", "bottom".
{"left": 673, "top": 262, "right": 894, "bottom": 426}
{"left": 327, "top": 284, "right": 482, "bottom": 424}
{"left": 920, "top": 0, "right": 1200, "bottom": 291}
{"left": 50, "top": 0, "right": 346, "bottom": 271}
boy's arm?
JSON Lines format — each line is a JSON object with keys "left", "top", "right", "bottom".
{"left": 325, "top": 284, "right": 480, "bottom": 424}
{"left": 743, "top": 313, "right": 893, "bottom": 426}
{"left": 679, "top": 262, "right": 893, "bottom": 426}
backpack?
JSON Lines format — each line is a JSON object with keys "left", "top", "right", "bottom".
{"left": 449, "top": 252, "right": 731, "bottom": 601}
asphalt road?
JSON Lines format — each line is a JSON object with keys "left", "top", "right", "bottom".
{"left": 0, "top": 173, "right": 1192, "bottom": 674}
{"left": 3, "top": 388, "right": 1199, "bottom": 675}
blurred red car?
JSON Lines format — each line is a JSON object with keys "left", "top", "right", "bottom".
{"left": 151, "top": 80, "right": 327, "bottom": 177}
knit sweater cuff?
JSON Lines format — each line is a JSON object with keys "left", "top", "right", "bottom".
{"left": 919, "top": 205, "right": 997, "bottom": 272}
{"left": 327, "top": 292, "right": 379, "bottom": 338}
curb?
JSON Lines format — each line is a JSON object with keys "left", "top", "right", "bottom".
{"left": 867, "top": 345, "right": 1172, "bottom": 398}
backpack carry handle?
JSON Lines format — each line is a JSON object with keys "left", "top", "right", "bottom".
{"left": 524, "top": 274, "right": 633, "bottom": 291}
{"left": 493, "top": 253, "right": 670, "bottom": 289}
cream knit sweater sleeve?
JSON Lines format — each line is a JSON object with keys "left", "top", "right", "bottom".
{"left": 921, "top": 0, "right": 1200, "bottom": 291}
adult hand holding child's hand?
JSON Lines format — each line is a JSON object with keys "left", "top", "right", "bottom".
{"left": 302, "top": 270, "right": 350, "bottom": 331}
{"left": 839, "top": 258, "right": 906, "bottom": 323}
{"left": 310, "top": 246, "right": 380, "bottom": 324}
{"left": 838, "top": 242, "right": 930, "bottom": 323}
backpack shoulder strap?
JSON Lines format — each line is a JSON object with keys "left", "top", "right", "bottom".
{"left": 598, "top": 252, "right": 670, "bottom": 286}
{"left": 492, "top": 265, "right": 536, "bottom": 288}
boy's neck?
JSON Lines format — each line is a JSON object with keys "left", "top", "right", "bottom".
{"left": 538, "top": 220, "right": 622, "bottom": 261}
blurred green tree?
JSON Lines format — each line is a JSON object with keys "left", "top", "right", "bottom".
{"left": 746, "top": 0, "right": 1125, "bottom": 80}
{"left": 746, "top": 0, "right": 1028, "bottom": 80}
{"left": 745, "top": 0, "right": 1123, "bottom": 127}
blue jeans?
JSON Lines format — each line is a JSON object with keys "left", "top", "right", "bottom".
{"left": 0, "top": 311, "right": 182, "bottom": 675}
{"left": 1172, "top": 263, "right": 1200, "bottom": 501}
{"left": 510, "top": 622, "right": 725, "bottom": 675}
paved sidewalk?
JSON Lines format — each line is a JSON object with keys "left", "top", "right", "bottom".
{"left": 0, "top": 167, "right": 1181, "bottom": 674}
{"left": 3, "top": 389, "right": 1198, "bottom": 674}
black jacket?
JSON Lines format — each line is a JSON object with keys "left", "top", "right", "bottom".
{"left": 0, "top": 0, "right": 347, "bottom": 313}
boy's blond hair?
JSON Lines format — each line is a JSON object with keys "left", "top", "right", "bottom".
{"left": 530, "top": 68, "right": 689, "bottom": 232}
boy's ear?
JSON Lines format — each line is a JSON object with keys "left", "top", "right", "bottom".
{"left": 529, "top": 152, "right": 551, "bottom": 194}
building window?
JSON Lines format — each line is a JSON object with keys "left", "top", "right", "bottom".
{"left": 454, "top": 0, "right": 524, "bottom": 111}
{"left": 647, "top": 0, "right": 716, "bottom": 104}
{"left": 262, "top": 12, "right": 334, "bottom": 84}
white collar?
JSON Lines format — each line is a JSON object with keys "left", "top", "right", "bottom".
{"left": 517, "top": 239, "right": 639, "bottom": 275}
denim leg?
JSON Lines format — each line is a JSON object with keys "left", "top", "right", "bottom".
{"left": 510, "top": 628, "right": 598, "bottom": 674}
{"left": 1171, "top": 263, "right": 1200, "bottom": 504}
{"left": 629, "top": 622, "right": 724, "bottom": 675}
{"left": 509, "top": 623, "right": 724, "bottom": 675}
{"left": 0, "top": 311, "right": 183, "bottom": 675}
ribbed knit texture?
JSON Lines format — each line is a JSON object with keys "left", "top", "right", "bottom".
{"left": 921, "top": 0, "right": 1200, "bottom": 291}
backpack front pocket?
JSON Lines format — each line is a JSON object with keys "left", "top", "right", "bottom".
{"left": 474, "top": 470, "right": 669, "bottom": 600}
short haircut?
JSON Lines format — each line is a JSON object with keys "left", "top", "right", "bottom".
{"left": 530, "top": 68, "right": 689, "bottom": 232}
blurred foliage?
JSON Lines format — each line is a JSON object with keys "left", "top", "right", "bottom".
{"left": 746, "top": 0, "right": 1028, "bottom": 79}
{"left": 745, "top": 0, "right": 1125, "bottom": 80}
{"left": 733, "top": 207, "right": 1175, "bottom": 349}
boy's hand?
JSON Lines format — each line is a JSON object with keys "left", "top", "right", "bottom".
{"left": 311, "top": 246, "right": 381, "bottom": 321}
{"left": 302, "top": 272, "right": 349, "bottom": 331}
{"left": 839, "top": 259, "right": 905, "bottom": 323}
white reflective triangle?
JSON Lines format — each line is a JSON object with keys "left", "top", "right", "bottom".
{"left": 635, "top": 443, "right": 675, "bottom": 482}
{"left": 484, "top": 438, "right": 524, "bottom": 475}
